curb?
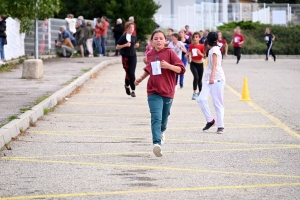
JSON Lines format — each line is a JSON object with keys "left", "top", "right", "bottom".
{"left": 0, "top": 57, "right": 146, "bottom": 149}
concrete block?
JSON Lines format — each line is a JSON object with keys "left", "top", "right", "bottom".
{"left": 1, "top": 129, "right": 11, "bottom": 143}
{"left": 2, "top": 122, "right": 19, "bottom": 139}
{"left": 29, "top": 111, "right": 38, "bottom": 123}
{"left": 0, "top": 130, "right": 6, "bottom": 148}
{"left": 31, "top": 104, "right": 44, "bottom": 119}
{"left": 22, "top": 59, "right": 44, "bottom": 79}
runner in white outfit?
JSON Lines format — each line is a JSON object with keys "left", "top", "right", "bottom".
{"left": 197, "top": 32, "right": 225, "bottom": 134}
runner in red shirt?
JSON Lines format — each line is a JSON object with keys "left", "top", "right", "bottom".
{"left": 185, "top": 32, "right": 205, "bottom": 100}
{"left": 217, "top": 31, "right": 228, "bottom": 59}
{"left": 230, "top": 26, "right": 245, "bottom": 64}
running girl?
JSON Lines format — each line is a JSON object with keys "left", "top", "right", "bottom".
{"left": 197, "top": 32, "right": 225, "bottom": 134}
{"left": 231, "top": 27, "right": 244, "bottom": 64}
{"left": 116, "top": 23, "right": 139, "bottom": 97}
{"left": 265, "top": 28, "right": 276, "bottom": 61}
{"left": 217, "top": 31, "right": 228, "bottom": 59}
{"left": 135, "top": 30, "right": 185, "bottom": 157}
{"left": 168, "top": 33, "right": 187, "bottom": 89}
{"left": 185, "top": 32, "right": 205, "bottom": 100}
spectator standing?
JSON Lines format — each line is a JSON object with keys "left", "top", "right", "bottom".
{"left": 65, "top": 14, "right": 76, "bottom": 36}
{"left": 39, "top": 18, "right": 48, "bottom": 55}
{"left": 230, "top": 26, "right": 245, "bottom": 64}
{"left": 86, "top": 21, "right": 94, "bottom": 57}
{"left": 58, "top": 25, "right": 76, "bottom": 46}
{"left": 55, "top": 36, "right": 74, "bottom": 58}
{"left": 75, "top": 21, "right": 85, "bottom": 57}
{"left": 125, "top": 16, "right": 137, "bottom": 36}
{"left": 0, "top": 15, "right": 7, "bottom": 64}
{"left": 111, "top": 18, "right": 123, "bottom": 56}
{"left": 94, "top": 18, "right": 103, "bottom": 56}
{"left": 100, "top": 16, "right": 109, "bottom": 56}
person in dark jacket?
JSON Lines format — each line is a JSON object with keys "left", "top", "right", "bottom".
{"left": 111, "top": 18, "right": 124, "bottom": 56}
{"left": 75, "top": 21, "right": 85, "bottom": 57}
{"left": 0, "top": 15, "right": 7, "bottom": 64}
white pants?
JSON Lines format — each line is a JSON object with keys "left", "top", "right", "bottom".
{"left": 197, "top": 80, "right": 225, "bottom": 128}
{"left": 86, "top": 38, "right": 93, "bottom": 55}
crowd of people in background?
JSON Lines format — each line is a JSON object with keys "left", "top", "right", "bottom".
{"left": 55, "top": 15, "right": 137, "bottom": 58}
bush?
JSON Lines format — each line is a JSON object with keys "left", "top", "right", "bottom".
{"left": 218, "top": 21, "right": 300, "bottom": 55}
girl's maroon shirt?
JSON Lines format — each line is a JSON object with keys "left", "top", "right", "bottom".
{"left": 144, "top": 47, "right": 185, "bottom": 99}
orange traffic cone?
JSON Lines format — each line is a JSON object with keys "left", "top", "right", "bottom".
{"left": 240, "top": 77, "right": 251, "bottom": 101}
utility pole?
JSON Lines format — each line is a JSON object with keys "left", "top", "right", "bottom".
{"left": 35, "top": 1, "right": 39, "bottom": 59}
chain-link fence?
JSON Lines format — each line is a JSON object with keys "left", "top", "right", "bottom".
{"left": 154, "top": 3, "right": 300, "bottom": 32}
{"left": 24, "top": 18, "right": 116, "bottom": 56}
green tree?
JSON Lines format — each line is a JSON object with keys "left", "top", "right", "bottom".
{"left": 56, "top": 0, "right": 160, "bottom": 41}
{"left": 0, "top": 0, "right": 61, "bottom": 33}
{"left": 106, "top": 0, "right": 161, "bottom": 41}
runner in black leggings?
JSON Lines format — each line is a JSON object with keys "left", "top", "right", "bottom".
{"left": 231, "top": 27, "right": 245, "bottom": 64}
{"left": 116, "top": 23, "right": 139, "bottom": 97}
{"left": 185, "top": 32, "right": 205, "bottom": 100}
{"left": 264, "top": 28, "right": 276, "bottom": 61}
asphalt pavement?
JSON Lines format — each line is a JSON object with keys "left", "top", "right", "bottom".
{"left": 0, "top": 58, "right": 299, "bottom": 199}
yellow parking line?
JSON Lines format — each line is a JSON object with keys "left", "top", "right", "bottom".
{"left": 1, "top": 182, "right": 300, "bottom": 199}
{"left": 30, "top": 124, "right": 280, "bottom": 134}
{"left": 226, "top": 85, "right": 300, "bottom": 141}
{"left": 3, "top": 158, "right": 300, "bottom": 179}
{"left": 30, "top": 132, "right": 250, "bottom": 145}
{"left": 5, "top": 146, "right": 300, "bottom": 159}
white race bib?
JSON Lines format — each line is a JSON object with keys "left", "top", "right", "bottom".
{"left": 265, "top": 36, "right": 269, "bottom": 41}
{"left": 234, "top": 37, "right": 240, "bottom": 43}
{"left": 126, "top": 34, "right": 131, "bottom": 42}
{"left": 151, "top": 61, "right": 161, "bottom": 75}
{"left": 218, "top": 42, "right": 223, "bottom": 48}
{"left": 192, "top": 48, "right": 198, "bottom": 57}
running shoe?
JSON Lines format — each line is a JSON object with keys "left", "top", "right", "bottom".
{"left": 161, "top": 132, "right": 165, "bottom": 145}
{"left": 191, "top": 93, "right": 197, "bottom": 100}
{"left": 124, "top": 85, "right": 130, "bottom": 95}
{"left": 217, "top": 127, "right": 224, "bottom": 134}
{"left": 153, "top": 144, "right": 162, "bottom": 157}
{"left": 131, "top": 92, "right": 136, "bottom": 97}
{"left": 180, "top": 84, "right": 183, "bottom": 89}
{"left": 203, "top": 119, "right": 215, "bottom": 131}
{"left": 274, "top": 56, "right": 276, "bottom": 62}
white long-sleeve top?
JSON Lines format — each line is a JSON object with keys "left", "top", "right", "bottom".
{"left": 65, "top": 18, "right": 76, "bottom": 34}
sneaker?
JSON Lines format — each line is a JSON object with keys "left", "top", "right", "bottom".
{"left": 153, "top": 144, "right": 162, "bottom": 157}
{"left": 274, "top": 56, "right": 276, "bottom": 62}
{"left": 161, "top": 132, "right": 165, "bottom": 145}
{"left": 180, "top": 84, "right": 183, "bottom": 89}
{"left": 131, "top": 92, "right": 136, "bottom": 97}
{"left": 191, "top": 93, "right": 197, "bottom": 100}
{"left": 217, "top": 127, "right": 224, "bottom": 134}
{"left": 203, "top": 119, "right": 215, "bottom": 131}
{"left": 236, "top": 60, "right": 239, "bottom": 64}
{"left": 265, "top": 58, "right": 268, "bottom": 61}
{"left": 124, "top": 85, "right": 130, "bottom": 95}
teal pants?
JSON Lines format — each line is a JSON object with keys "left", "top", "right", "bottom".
{"left": 147, "top": 94, "right": 173, "bottom": 145}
